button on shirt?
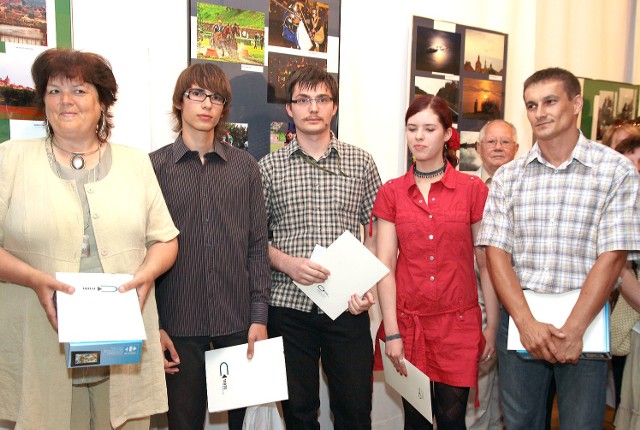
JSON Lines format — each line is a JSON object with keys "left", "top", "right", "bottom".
{"left": 150, "top": 136, "right": 270, "bottom": 336}
{"left": 477, "top": 132, "right": 640, "bottom": 293}
{"left": 259, "top": 133, "right": 382, "bottom": 312}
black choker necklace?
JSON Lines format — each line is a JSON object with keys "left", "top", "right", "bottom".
{"left": 414, "top": 162, "right": 446, "bottom": 179}
{"left": 51, "top": 139, "right": 101, "bottom": 170}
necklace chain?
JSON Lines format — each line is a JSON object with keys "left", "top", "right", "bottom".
{"left": 414, "top": 162, "right": 446, "bottom": 179}
{"left": 50, "top": 138, "right": 101, "bottom": 170}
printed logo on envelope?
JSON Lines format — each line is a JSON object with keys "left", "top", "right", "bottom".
{"left": 316, "top": 284, "right": 329, "bottom": 298}
{"left": 220, "top": 362, "right": 229, "bottom": 394}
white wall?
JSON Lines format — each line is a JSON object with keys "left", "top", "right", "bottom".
{"left": 2, "top": 1, "right": 636, "bottom": 429}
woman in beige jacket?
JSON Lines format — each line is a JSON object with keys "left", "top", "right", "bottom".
{"left": 0, "top": 49, "right": 179, "bottom": 429}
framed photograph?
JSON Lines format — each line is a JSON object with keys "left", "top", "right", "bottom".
{"left": 459, "top": 130, "right": 481, "bottom": 173}
{"left": 415, "top": 27, "right": 461, "bottom": 76}
{"left": 461, "top": 78, "right": 503, "bottom": 122}
{"left": 578, "top": 77, "right": 640, "bottom": 142}
{"left": 194, "top": 3, "right": 265, "bottom": 65}
{"left": 463, "top": 29, "right": 505, "bottom": 77}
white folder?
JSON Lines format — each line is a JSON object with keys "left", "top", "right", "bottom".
{"left": 507, "top": 289, "right": 610, "bottom": 359}
{"left": 293, "top": 230, "right": 389, "bottom": 320}
{"left": 205, "top": 336, "right": 288, "bottom": 413}
{"left": 379, "top": 340, "right": 432, "bottom": 422}
{"left": 56, "top": 272, "right": 146, "bottom": 342}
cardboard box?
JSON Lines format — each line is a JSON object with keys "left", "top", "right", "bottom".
{"left": 65, "top": 340, "right": 143, "bottom": 368}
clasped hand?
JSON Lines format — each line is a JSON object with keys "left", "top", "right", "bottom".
{"left": 519, "top": 319, "right": 582, "bottom": 363}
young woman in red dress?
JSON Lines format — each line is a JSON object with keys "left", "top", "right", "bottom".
{"left": 374, "top": 95, "right": 498, "bottom": 429}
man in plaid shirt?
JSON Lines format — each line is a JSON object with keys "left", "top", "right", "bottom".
{"left": 477, "top": 67, "right": 640, "bottom": 429}
{"left": 259, "top": 65, "right": 382, "bottom": 429}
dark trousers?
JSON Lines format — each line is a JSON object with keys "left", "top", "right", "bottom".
{"left": 268, "top": 306, "right": 374, "bottom": 430}
{"left": 165, "top": 331, "right": 248, "bottom": 430}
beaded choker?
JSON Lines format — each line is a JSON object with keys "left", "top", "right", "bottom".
{"left": 414, "top": 162, "right": 446, "bottom": 179}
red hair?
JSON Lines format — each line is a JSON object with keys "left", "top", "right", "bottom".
{"left": 405, "top": 95, "right": 458, "bottom": 167}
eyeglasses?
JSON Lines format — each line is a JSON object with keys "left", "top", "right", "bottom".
{"left": 184, "top": 88, "right": 226, "bottom": 106}
{"left": 482, "top": 139, "right": 516, "bottom": 147}
{"left": 289, "top": 97, "right": 333, "bottom": 106}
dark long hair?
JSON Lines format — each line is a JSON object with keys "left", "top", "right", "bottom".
{"left": 405, "top": 95, "right": 458, "bottom": 167}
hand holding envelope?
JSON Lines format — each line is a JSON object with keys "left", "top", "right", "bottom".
{"left": 56, "top": 272, "right": 146, "bottom": 343}
{"left": 293, "top": 231, "right": 389, "bottom": 320}
{"left": 205, "top": 337, "right": 288, "bottom": 413}
{"left": 379, "top": 340, "right": 432, "bottom": 423}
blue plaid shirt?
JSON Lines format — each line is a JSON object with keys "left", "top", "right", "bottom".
{"left": 477, "top": 132, "right": 640, "bottom": 293}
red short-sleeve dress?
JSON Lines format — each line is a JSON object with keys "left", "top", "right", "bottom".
{"left": 373, "top": 163, "right": 488, "bottom": 388}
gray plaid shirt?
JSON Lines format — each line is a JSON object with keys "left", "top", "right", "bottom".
{"left": 259, "top": 133, "right": 382, "bottom": 311}
{"left": 477, "top": 132, "right": 640, "bottom": 293}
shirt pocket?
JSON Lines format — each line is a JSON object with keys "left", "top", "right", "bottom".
{"left": 332, "top": 176, "right": 363, "bottom": 215}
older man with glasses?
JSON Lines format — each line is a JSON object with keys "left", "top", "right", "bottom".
{"left": 466, "top": 119, "right": 519, "bottom": 430}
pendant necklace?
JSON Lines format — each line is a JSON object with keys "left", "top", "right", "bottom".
{"left": 51, "top": 138, "right": 101, "bottom": 170}
{"left": 414, "top": 162, "right": 446, "bottom": 179}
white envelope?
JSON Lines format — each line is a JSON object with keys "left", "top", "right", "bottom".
{"left": 379, "top": 340, "right": 432, "bottom": 423}
{"left": 293, "top": 230, "right": 389, "bottom": 320}
{"left": 507, "top": 289, "right": 610, "bottom": 358}
{"left": 56, "top": 272, "right": 146, "bottom": 343}
{"left": 205, "top": 336, "right": 288, "bottom": 413}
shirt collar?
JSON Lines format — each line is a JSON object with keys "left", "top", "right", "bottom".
{"left": 171, "top": 132, "right": 229, "bottom": 164}
{"left": 286, "top": 131, "right": 343, "bottom": 159}
{"left": 524, "top": 130, "right": 592, "bottom": 169}
{"left": 478, "top": 166, "right": 493, "bottom": 183}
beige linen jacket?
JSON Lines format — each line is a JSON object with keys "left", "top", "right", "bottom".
{"left": 0, "top": 139, "right": 179, "bottom": 429}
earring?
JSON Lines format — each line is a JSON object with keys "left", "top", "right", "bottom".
{"left": 96, "top": 110, "right": 106, "bottom": 140}
{"left": 44, "top": 117, "right": 52, "bottom": 138}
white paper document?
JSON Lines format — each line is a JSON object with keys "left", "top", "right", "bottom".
{"left": 379, "top": 340, "right": 432, "bottom": 422}
{"left": 205, "top": 336, "right": 288, "bottom": 413}
{"left": 56, "top": 272, "right": 146, "bottom": 343}
{"left": 293, "top": 230, "right": 389, "bottom": 320}
{"left": 507, "top": 289, "right": 610, "bottom": 357}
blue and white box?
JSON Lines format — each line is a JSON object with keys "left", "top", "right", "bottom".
{"left": 56, "top": 273, "right": 147, "bottom": 368}
{"left": 65, "top": 340, "right": 143, "bottom": 368}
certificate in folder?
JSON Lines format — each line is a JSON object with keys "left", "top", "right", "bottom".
{"left": 379, "top": 340, "right": 432, "bottom": 423}
{"left": 293, "top": 230, "right": 389, "bottom": 320}
{"left": 205, "top": 336, "right": 288, "bottom": 413}
{"left": 507, "top": 289, "right": 610, "bottom": 359}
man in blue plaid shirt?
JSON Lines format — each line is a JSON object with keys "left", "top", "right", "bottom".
{"left": 477, "top": 67, "right": 640, "bottom": 429}
{"left": 259, "top": 65, "right": 382, "bottom": 429}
